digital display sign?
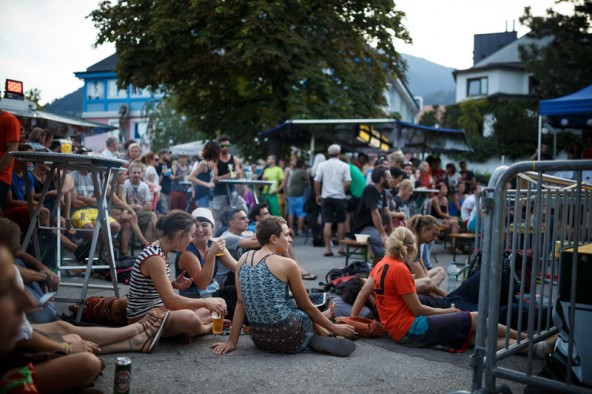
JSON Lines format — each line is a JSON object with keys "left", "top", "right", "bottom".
{"left": 5, "top": 79, "right": 25, "bottom": 99}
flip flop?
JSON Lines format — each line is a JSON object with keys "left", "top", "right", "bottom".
{"left": 142, "top": 310, "right": 170, "bottom": 353}
{"left": 324, "top": 252, "right": 334, "bottom": 257}
{"left": 337, "top": 251, "right": 346, "bottom": 255}
{"left": 301, "top": 273, "right": 318, "bottom": 281}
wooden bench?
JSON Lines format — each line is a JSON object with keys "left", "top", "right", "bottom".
{"left": 339, "top": 239, "right": 370, "bottom": 267}
{"left": 449, "top": 233, "right": 479, "bottom": 279}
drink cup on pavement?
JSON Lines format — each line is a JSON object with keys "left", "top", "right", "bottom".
{"left": 212, "top": 312, "right": 223, "bottom": 335}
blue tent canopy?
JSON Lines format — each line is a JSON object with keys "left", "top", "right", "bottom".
{"left": 539, "top": 84, "right": 592, "bottom": 128}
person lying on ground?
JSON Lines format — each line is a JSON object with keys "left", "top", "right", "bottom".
{"left": 323, "top": 277, "right": 375, "bottom": 320}
{"left": 211, "top": 216, "right": 356, "bottom": 357}
{"left": 126, "top": 210, "right": 227, "bottom": 343}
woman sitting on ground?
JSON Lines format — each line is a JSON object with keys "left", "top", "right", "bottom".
{"left": 127, "top": 210, "right": 227, "bottom": 341}
{"left": 175, "top": 207, "right": 239, "bottom": 319}
{"left": 430, "top": 183, "right": 461, "bottom": 253}
{"left": 351, "top": 227, "right": 527, "bottom": 352}
{"left": 211, "top": 216, "right": 356, "bottom": 356}
{"left": 406, "top": 214, "right": 447, "bottom": 296}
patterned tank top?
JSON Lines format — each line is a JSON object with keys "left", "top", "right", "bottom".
{"left": 127, "top": 243, "right": 169, "bottom": 320}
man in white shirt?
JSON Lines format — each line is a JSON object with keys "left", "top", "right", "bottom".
{"left": 461, "top": 183, "right": 480, "bottom": 226}
{"left": 314, "top": 144, "right": 351, "bottom": 256}
{"left": 101, "top": 136, "right": 120, "bottom": 159}
{"left": 123, "top": 162, "right": 157, "bottom": 242}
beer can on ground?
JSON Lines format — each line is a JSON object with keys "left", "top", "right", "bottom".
{"left": 114, "top": 356, "right": 132, "bottom": 394}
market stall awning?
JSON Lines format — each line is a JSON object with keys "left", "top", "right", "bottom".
{"left": 0, "top": 97, "right": 116, "bottom": 136}
{"left": 259, "top": 119, "right": 472, "bottom": 154}
{"left": 392, "top": 120, "right": 473, "bottom": 154}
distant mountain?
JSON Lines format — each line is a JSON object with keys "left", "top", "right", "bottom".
{"left": 45, "top": 55, "right": 457, "bottom": 114}
{"left": 45, "top": 87, "right": 83, "bottom": 118}
{"left": 401, "top": 54, "right": 456, "bottom": 106}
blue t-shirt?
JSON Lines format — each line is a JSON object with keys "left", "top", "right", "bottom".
{"left": 11, "top": 172, "right": 35, "bottom": 201}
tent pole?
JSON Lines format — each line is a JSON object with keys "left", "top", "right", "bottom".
{"left": 310, "top": 130, "right": 316, "bottom": 166}
{"left": 537, "top": 116, "right": 542, "bottom": 161}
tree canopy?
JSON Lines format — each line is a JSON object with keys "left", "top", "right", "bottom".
{"left": 90, "top": 0, "right": 411, "bottom": 155}
{"left": 519, "top": 0, "right": 592, "bottom": 99}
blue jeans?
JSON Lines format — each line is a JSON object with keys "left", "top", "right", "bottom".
{"left": 16, "top": 259, "right": 58, "bottom": 324}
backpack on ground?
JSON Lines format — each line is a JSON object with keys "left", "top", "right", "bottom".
{"left": 322, "top": 261, "right": 371, "bottom": 293}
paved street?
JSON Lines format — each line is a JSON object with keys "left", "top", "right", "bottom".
{"left": 55, "top": 235, "right": 542, "bottom": 393}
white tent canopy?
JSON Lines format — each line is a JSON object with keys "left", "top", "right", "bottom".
{"left": 169, "top": 140, "right": 207, "bottom": 157}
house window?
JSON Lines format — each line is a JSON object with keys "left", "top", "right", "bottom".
{"left": 467, "top": 77, "right": 488, "bottom": 97}
{"left": 108, "top": 80, "right": 127, "bottom": 99}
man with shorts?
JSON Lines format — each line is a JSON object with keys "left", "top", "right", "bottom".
{"left": 314, "top": 144, "right": 351, "bottom": 257}
{"left": 70, "top": 147, "right": 121, "bottom": 261}
{"left": 261, "top": 155, "right": 285, "bottom": 217}
{"left": 123, "top": 162, "right": 157, "bottom": 243}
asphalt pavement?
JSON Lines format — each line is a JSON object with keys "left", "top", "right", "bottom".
{"left": 54, "top": 235, "right": 543, "bottom": 394}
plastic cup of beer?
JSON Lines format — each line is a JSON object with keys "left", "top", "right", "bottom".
{"left": 212, "top": 312, "right": 224, "bottom": 335}
{"left": 61, "top": 141, "right": 72, "bottom": 154}
{"left": 213, "top": 238, "right": 225, "bottom": 256}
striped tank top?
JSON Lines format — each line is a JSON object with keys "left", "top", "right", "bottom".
{"left": 127, "top": 243, "right": 169, "bottom": 320}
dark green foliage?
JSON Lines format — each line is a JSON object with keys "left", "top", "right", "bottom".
{"left": 519, "top": 0, "right": 592, "bottom": 99}
{"left": 491, "top": 101, "right": 539, "bottom": 160}
{"left": 89, "top": 0, "right": 411, "bottom": 157}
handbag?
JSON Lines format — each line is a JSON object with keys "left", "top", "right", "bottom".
{"left": 335, "top": 316, "right": 386, "bottom": 338}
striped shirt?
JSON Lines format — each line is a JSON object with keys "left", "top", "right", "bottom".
{"left": 127, "top": 244, "right": 168, "bottom": 320}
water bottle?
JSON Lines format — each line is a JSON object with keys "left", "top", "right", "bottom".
{"left": 447, "top": 262, "right": 459, "bottom": 293}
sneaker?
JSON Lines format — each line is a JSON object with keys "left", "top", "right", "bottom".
{"left": 309, "top": 335, "right": 355, "bottom": 357}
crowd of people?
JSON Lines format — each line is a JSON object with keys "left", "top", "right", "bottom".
{"left": 1, "top": 113, "right": 559, "bottom": 392}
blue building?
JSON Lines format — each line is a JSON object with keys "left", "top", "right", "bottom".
{"left": 74, "top": 53, "right": 164, "bottom": 144}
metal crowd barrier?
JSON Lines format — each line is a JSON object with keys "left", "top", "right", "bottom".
{"left": 470, "top": 160, "right": 592, "bottom": 393}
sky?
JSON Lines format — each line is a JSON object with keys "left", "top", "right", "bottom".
{"left": 0, "top": 0, "right": 569, "bottom": 106}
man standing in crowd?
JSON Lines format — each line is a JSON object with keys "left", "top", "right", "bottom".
{"left": 352, "top": 166, "right": 392, "bottom": 263}
{"left": 0, "top": 109, "right": 20, "bottom": 211}
{"left": 155, "top": 148, "right": 172, "bottom": 214}
{"left": 101, "top": 136, "right": 120, "bottom": 159}
{"left": 261, "top": 155, "right": 285, "bottom": 217}
{"left": 314, "top": 144, "right": 351, "bottom": 257}
{"left": 212, "top": 135, "right": 242, "bottom": 224}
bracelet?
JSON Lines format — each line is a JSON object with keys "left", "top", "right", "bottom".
{"left": 62, "top": 342, "right": 70, "bottom": 354}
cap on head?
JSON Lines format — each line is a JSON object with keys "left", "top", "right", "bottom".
{"left": 327, "top": 144, "right": 341, "bottom": 155}
{"left": 158, "top": 148, "right": 171, "bottom": 155}
{"left": 191, "top": 207, "right": 215, "bottom": 226}
{"left": 375, "top": 155, "right": 387, "bottom": 166}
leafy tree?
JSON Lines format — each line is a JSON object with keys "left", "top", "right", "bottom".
{"left": 418, "top": 109, "right": 439, "bottom": 127}
{"left": 89, "top": 0, "right": 411, "bottom": 157}
{"left": 519, "top": 0, "right": 592, "bottom": 99}
{"left": 25, "top": 88, "right": 45, "bottom": 109}
{"left": 491, "top": 101, "right": 538, "bottom": 160}
{"left": 457, "top": 99, "right": 486, "bottom": 136}
{"left": 143, "top": 96, "right": 209, "bottom": 152}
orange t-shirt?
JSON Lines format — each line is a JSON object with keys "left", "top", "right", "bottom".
{"left": 370, "top": 256, "right": 416, "bottom": 341}
{"left": 0, "top": 111, "right": 21, "bottom": 185}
